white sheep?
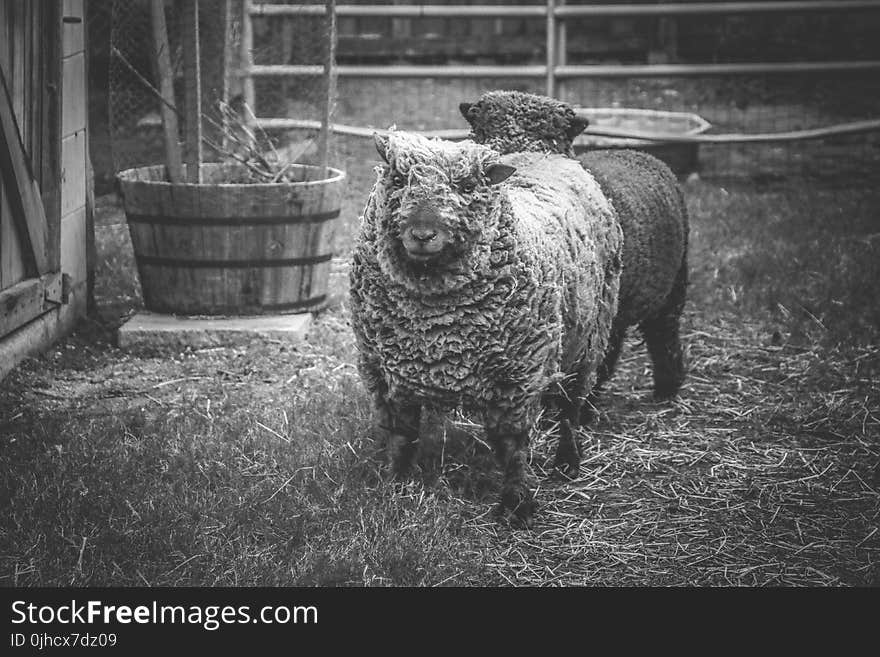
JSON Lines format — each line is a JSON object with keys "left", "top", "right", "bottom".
{"left": 349, "top": 131, "right": 623, "bottom": 526}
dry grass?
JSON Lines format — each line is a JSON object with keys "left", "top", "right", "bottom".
{"left": 1, "top": 137, "right": 878, "bottom": 587}
{"left": 474, "top": 311, "right": 879, "bottom": 586}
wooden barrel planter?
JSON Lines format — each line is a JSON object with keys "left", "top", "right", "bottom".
{"left": 116, "top": 163, "right": 346, "bottom": 316}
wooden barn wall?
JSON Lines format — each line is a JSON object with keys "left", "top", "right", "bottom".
{"left": 0, "top": 0, "right": 32, "bottom": 291}
{"left": 0, "top": 0, "right": 90, "bottom": 381}
{"left": 0, "top": 0, "right": 64, "bottom": 293}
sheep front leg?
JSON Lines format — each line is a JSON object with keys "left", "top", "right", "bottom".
{"left": 485, "top": 424, "right": 536, "bottom": 528}
{"left": 374, "top": 397, "right": 422, "bottom": 478}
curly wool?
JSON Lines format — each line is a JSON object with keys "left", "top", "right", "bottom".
{"left": 462, "top": 90, "right": 688, "bottom": 338}
{"left": 461, "top": 90, "right": 586, "bottom": 156}
{"left": 579, "top": 149, "right": 687, "bottom": 324}
{"left": 349, "top": 131, "right": 623, "bottom": 429}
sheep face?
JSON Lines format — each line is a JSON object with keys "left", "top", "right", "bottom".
{"left": 460, "top": 90, "right": 588, "bottom": 156}
{"left": 370, "top": 132, "right": 515, "bottom": 293}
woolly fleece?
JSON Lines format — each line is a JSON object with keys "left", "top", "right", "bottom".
{"left": 461, "top": 90, "right": 588, "bottom": 157}
{"left": 349, "top": 131, "right": 623, "bottom": 433}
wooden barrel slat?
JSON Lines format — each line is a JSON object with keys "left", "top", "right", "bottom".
{"left": 117, "top": 163, "right": 345, "bottom": 315}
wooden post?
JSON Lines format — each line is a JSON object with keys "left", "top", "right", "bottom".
{"left": 280, "top": 13, "right": 294, "bottom": 110}
{"left": 546, "top": 0, "right": 556, "bottom": 97}
{"left": 221, "top": 0, "right": 236, "bottom": 152}
{"left": 149, "top": 0, "right": 183, "bottom": 183}
{"left": 556, "top": 0, "right": 567, "bottom": 99}
{"left": 391, "top": 0, "right": 411, "bottom": 41}
{"left": 182, "top": 1, "right": 202, "bottom": 183}
{"left": 241, "top": 0, "right": 255, "bottom": 124}
{"left": 199, "top": 0, "right": 231, "bottom": 158}
{"left": 83, "top": 0, "right": 95, "bottom": 312}
{"left": 555, "top": 0, "right": 567, "bottom": 56}
{"left": 318, "top": 0, "right": 337, "bottom": 180}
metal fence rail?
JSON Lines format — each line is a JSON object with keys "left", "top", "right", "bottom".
{"left": 250, "top": 1, "right": 880, "bottom": 17}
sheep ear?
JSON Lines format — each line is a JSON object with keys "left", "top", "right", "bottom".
{"left": 566, "top": 116, "right": 589, "bottom": 140}
{"left": 373, "top": 133, "right": 389, "bottom": 163}
{"left": 485, "top": 163, "right": 516, "bottom": 185}
{"left": 459, "top": 102, "right": 474, "bottom": 121}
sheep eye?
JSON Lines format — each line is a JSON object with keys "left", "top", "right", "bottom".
{"left": 458, "top": 179, "right": 476, "bottom": 194}
{"left": 391, "top": 173, "right": 405, "bottom": 187}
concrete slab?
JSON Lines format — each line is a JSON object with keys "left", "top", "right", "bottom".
{"left": 117, "top": 311, "right": 313, "bottom": 349}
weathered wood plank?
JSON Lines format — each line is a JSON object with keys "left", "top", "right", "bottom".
{"left": 13, "top": 0, "right": 24, "bottom": 139}
{"left": 61, "top": 52, "right": 86, "bottom": 137}
{"left": 0, "top": 2, "right": 10, "bottom": 79}
{"left": 60, "top": 129, "right": 86, "bottom": 217}
{"left": 0, "top": 271, "right": 61, "bottom": 339}
{"left": 60, "top": 206, "right": 87, "bottom": 286}
{"left": 43, "top": 0, "right": 63, "bottom": 272}
{"left": 24, "top": 0, "right": 35, "bottom": 166}
{"left": 0, "top": 275, "right": 83, "bottom": 382}
{"left": 62, "top": 0, "right": 85, "bottom": 57}
{"left": 1, "top": 184, "right": 27, "bottom": 289}
{"left": 0, "top": 63, "right": 49, "bottom": 276}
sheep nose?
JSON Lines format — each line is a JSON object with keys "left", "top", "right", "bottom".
{"left": 409, "top": 226, "right": 437, "bottom": 242}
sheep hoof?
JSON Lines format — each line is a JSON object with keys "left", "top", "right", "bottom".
{"left": 383, "top": 432, "right": 418, "bottom": 479}
{"left": 653, "top": 370, "right": 685, "bottom": 401}
{"left": 551, "top": 457, "right": 580, "bottom": 481}
{"left": 652, "top": 384, "right": 681, "bottom": 402}
{"left": 497, "top": 488, "right": 536, "bottom": 529}
{"left": 552, "top": 435, "right": 582, "bottom": 480}
{"left": 386, "top": 455, "right": 419, "bottom": 482}
{"left": 579, "top": 405, "right": 598, "bottom": 426}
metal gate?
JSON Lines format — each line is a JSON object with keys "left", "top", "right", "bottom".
{"left": 242, "top": 1, "right": 880, "bottom": 137}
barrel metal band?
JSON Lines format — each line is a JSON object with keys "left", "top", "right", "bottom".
{"left": 260, "top": 295, "right": 327, "bottom": 312}
{"left": 136, "top": 253, "right": 333, "bottom": 268}
{"left": 125, "top": 209, "right": 340, "bottom": 225}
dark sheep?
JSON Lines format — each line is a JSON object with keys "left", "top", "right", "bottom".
{"left": 461, "top": 90, "right": 689, "bottom": 419}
